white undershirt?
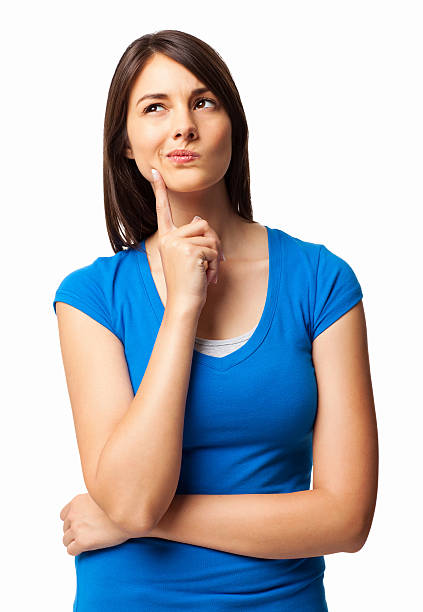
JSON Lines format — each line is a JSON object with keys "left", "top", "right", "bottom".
{"left": 194, "top": 324, "right": 258, "bottom": 358}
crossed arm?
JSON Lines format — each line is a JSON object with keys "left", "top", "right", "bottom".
{"left": 62, "top": 301, "right": 377, "bottom": 560}
{"left": 143, "top": 489, "right": 361, "bottom": 559}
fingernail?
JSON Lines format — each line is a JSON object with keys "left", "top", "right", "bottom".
{"left": 221, "top": 252, "right": 226, "bottom": 261}
{"left": 193, "top": 215, "right": 202, "bottom": 221}
{"left": 151, "top": 169, "right": 158, "bottom": 180}
{"left": 214, "top": 276, "right": 218, "bottom": 284}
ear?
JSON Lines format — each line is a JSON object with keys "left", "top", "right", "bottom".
{"left": 124, "top": 147, "right": 134, "bottom": 159}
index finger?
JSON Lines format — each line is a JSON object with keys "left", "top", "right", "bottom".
{"left": 151, "top": 168, "right": 175, "bottom": 237}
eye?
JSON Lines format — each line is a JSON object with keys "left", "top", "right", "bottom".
{"left": 194, "top": 97, "right": 216, "bottom": 109}
{"left": 143, "top": 97, "right": 216, "bottom": 114}
{"left": 143, "top": 103, "right": 165, "bottom": 114}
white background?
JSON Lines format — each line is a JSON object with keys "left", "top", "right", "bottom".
{"left": 2, "top": 1, "right": 421, "bottom": 609}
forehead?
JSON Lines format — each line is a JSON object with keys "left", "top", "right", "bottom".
{"left": 129, "top": 53, "right": 206, "bottom": 102}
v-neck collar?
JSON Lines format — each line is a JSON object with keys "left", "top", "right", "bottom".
{"left": 136, "top": 225, "right": 282, "bottom": 371}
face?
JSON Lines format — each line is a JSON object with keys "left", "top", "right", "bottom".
{"left": 125, "top": 53, "right": 232, "bottom": 193}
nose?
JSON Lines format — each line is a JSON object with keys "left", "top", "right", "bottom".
{"left": 171, "top": 106, "right": 199, "bottom": 142}
{"left": 173, "top": 125, "right": 198, "bottom": 141}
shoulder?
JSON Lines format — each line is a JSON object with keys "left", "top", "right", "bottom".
{"left": 53, "top": 248, "right": 136, "bottom": 342}
{"left": 272, "top": 226, "right": 359, "bottom": 279}
{"left": 271, "top": 226, "right": 363, "bottom": 342}
{"left": 53, "top": 249, "right": 132, "bottom": 302}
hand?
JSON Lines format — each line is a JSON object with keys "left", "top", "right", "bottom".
{"left": 151, "top": 168, "right": 225, "bottom": 313}
{"left": 60, "top": 493, "right": 132, "bottom": 556}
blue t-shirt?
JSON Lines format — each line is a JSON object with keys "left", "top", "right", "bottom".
{"left": 53, "top": 225, "right": 363, "bottom": 611}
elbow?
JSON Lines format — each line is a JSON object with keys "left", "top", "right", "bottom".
{"left": 91, "top": 484, "right": 154, "bottom": 537}
{"left": 324, "top": 489, "right": 376, "bottom": 554}
{"left": 324, "top": 491, "right": 370, "bottom": 553}
{"left": 345, "top": 533, "right": 367, "bottom": 554}
{"left": 344, "top": 532, "right": 365, "bottom": 554}
{"left": 109, "top": 504, "right": 154, "bottom": 538}
{"left": 89, "top": 475, "right": 154, "bottom": 537}
{"left": 344, "top": 514, "right": 372, "bottom": 553}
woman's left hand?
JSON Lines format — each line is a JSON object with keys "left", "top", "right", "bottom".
{"left": 60, "top": 493, "right": 133, "bottom": 556}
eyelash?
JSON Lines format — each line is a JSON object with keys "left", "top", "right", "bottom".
{"left": 142, "top": 97, "right": 216, "bottom": 114}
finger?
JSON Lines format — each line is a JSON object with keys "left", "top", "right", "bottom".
{"left": 183, "top": 235, "right": 225, "bottom": 263}
{"left": 190, "top": 219, "right": 220, "bottom": 283}
{"left": 179, "top": 218, "right": 225, "bottom": 262}
{"left": 151, "top": 169, "right": 175, "bottom": 237}
{"left": 67, "top": 540, "right": 80, "bottom": 556}
{"left": 60, "top": 502, "right": 71, "bottom": 520}
{"left": 177, "top": 217, "right": 210, "bottom": 238}
{"left": 63, "top": 528, "right": 75, "bottom": 547}
{"left": 196, "top": 246, "right": 219, "bottom": 284}
{"left": 63, "top": 517, "right": 71, "bottom": 533}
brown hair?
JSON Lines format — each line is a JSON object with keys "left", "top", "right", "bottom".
{"left": 103, "top": 29, "right": 254, "bottom": 254}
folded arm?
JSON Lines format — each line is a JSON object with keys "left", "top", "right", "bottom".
{"left": 146, "top": 489, "right": 360, "bottom": 559}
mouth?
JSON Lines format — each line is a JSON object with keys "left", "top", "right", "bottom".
{"left": 167, "top": 154, "right": 200, "bottom": 164}
{"left": 166, "top": 149, "right": 200, "bottom": 164}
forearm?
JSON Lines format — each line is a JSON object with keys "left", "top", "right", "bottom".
{"left": 147, "top": 490, "right": 359, "bottom": 559}
{"left": 94, "top": 302, "right": 200, "bottom": 532}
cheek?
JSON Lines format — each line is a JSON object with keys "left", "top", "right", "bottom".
{"left": 135, "top": 129, "right": 162, "bottom": 158}
{"left": 210, "top": 121, "right": 232, "bottom": 163}
{"left": 130, "top": 130, "right": 163, "bottom": 178}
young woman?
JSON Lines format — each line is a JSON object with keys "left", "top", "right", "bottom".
{"left": 54, "top": 30, "right": 378, "bottom": 611}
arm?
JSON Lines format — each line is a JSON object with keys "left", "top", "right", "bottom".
{"left": 94, "top": 303, "right": 200, "bottom": 532}
{"left": 56, "top": 300, "right": 200, "bottom": 534}
{"left": 57, "top": 173, "right": 224, "bottom": 536}
{"left": 147, "top": 490, "right": 356, "bottom": 559}
{"left": 95, "top": 205, "right": 223, "bottom": 531}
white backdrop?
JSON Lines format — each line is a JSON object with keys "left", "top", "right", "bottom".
{"left": 2, "top": 1, "right": 421, "bottom": 609}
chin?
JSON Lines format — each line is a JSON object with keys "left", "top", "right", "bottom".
{"left": 165, "top": 173, "right": 215, "bottom": 193}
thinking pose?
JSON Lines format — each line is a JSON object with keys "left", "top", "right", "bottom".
{"left": 54, "top": 29, "right": 378, "bottom": 612}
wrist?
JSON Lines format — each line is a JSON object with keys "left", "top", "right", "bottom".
{"left": 165, "top": 298, "right": 203, "bottom": 321}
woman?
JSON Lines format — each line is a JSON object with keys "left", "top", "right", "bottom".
{"left": 54, "top": 30, "right": 378, "bottom": 611}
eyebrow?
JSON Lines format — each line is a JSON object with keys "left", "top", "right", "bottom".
{"left": 135, "top": 87, "right": 212, "bottom": 108}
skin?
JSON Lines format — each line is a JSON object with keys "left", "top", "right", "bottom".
{"left": 60, "top": 53, "right": 378, "bottom": 558}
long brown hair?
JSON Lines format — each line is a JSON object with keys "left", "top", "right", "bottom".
{"left": 103, "top": 29, "right": 254, "bottom": 254}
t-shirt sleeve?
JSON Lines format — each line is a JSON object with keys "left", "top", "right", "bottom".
{"left": 311, "top": 244, "right": 363, "bottom": 342}
{"left": 52, "top": 259, "right": 120, "bottom": 339}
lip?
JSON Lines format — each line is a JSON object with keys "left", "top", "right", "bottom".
{"left": 167, "top": 149, "right": 200, "bottom": 158}
{"left": 167, "top": 155, "right": 199, "bottom": 164}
